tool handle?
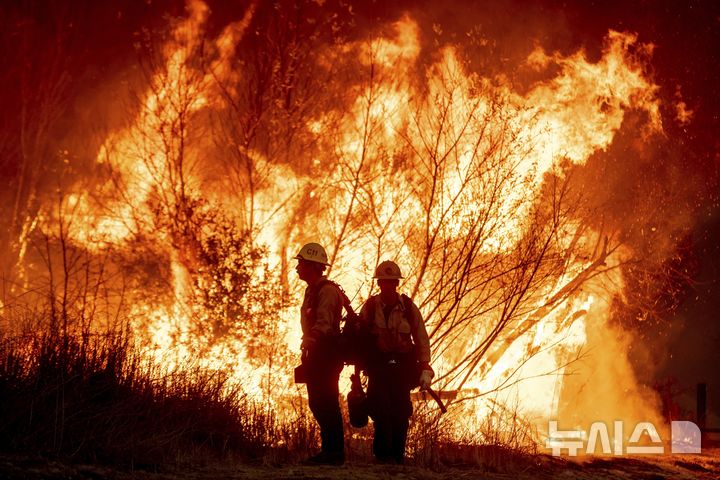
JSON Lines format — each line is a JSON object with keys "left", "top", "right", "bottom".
{"left": 425, "top": 387, "right": 447, "bottom": 414}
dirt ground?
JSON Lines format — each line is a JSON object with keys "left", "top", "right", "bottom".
{"left": 2, "top": 450, "right": 720, "bottom": 480}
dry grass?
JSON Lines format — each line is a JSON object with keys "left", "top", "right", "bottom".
{"left": 406, "top": 397, "right": 540, "bottom": 472}
{"left": 2, "top": 324, "right": 719, "bottom": 480}
{"left": 0, "top": 323, "right": 307, "bottom": 468}
{"left": 0, "top": 312, "right": 542, "bottom": 472}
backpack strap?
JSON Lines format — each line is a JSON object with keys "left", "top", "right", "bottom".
{"left": 337, "top": 284, "right": 357, "bottom": 317}
{"left": 310, "top": 279, "right": 356, "bottom": 323}
{"left": 365, "top": 295, "right": 376, "bottom": 324}
{"left": 400, "top": 294, "right": 417, "bottom": 329}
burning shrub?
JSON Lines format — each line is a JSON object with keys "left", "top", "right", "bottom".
{"left": 188, "top": 208, "right": 281, "bottom": 350}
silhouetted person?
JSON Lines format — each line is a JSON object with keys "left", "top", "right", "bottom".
{"left": 359, "top": 260, "right": 434, "bottom": 464}
{"left": 294, "top": 242, "right": 345, "bottom": 465}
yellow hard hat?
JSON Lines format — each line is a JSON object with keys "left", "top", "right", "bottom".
{"left": 294, "top": 242, "right": 330, "bottom": 266}
{"left": 373, "top": 260, "right": 403, "bottom": 280}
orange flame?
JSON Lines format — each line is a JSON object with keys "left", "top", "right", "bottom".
{"left": 52, "top": 3, "right": 668, "bottom": 442}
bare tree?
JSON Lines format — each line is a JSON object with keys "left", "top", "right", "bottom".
{"left": 306, "top": 46, "right": 622, "bottom": 403}
{"left": 72, "top": 7, "right": 285, "bottom": 369}
{"left": 0, "top": 3, "right": 71, "bottom": 291}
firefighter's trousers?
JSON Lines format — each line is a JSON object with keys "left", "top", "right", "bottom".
{"left": 306, "top": 349, "right": 344, "bottom": 457}
{"left": 367, "top": 358, "right": 414, "bottom": 464}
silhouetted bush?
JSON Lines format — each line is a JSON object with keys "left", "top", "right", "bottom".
{"left": 0, "top": 325, "right": 303, "bottom": 468}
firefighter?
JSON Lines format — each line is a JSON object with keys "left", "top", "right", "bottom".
{"left": 359, "top": 260, "right": 434, "bottom": 464}
{"left": 294, "top": 242, "right": 345, "bottom": 465}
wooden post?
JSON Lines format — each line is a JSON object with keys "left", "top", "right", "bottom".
{"left": 697, "top": 383, "right": 707, "bottom": 444}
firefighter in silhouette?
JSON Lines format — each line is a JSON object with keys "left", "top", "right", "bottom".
{"left": 359, "top": 260, "right": 434, "bottom": 464}
{"left": 294, "top": 242, "right": 345, "bottom": 465}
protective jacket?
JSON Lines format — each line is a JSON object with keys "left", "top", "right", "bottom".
{"left": 300, "top": 276, "right": 343, "bottom": 345}
{"left": 359, "top": 293, "right": 430, "bottom": 365}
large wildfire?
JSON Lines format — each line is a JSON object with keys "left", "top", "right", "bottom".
{"left": 1, "top": 0, "right": 717, "bottom": 451}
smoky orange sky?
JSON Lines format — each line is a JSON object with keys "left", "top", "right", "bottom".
{"left": 1, "top": 0, "right": 719, "bottom": 428}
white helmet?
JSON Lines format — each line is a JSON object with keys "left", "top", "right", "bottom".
{"left": 294, "top": 242, "right": 330, "bottom": 266}
{"left": 373, "top": 260, "right": 403, "bottom": 280}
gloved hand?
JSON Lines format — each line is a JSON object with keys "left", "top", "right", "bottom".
{"left": 301, "top": 337, "right": 317, "bottom": 360}
{"left": 419, "top": 369, "right": 434, "bottom": 390}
